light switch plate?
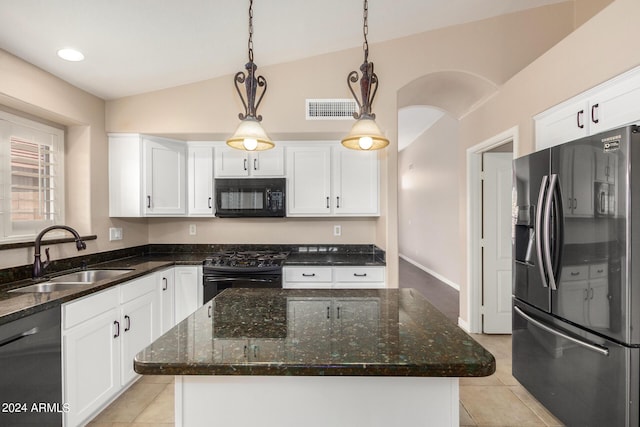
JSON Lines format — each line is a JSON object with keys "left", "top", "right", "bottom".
{"left": 189, "top": 224, "right": 197, "bottom": 235}
{"left": 334, "top": 225, "right": 341, "bottom": 236}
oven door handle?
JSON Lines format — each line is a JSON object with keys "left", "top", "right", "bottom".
{"left": 204, "top": 277, "right": 278, "bottom": 283}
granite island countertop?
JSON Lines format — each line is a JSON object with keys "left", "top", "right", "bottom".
{"left": 134, "top": 288, "right": 495, "bottom": 377}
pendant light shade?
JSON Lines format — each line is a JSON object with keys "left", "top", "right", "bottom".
{"left": 341, "top": 117, "right": 389, "bottom": 150}
{"left": 227, "top": 0, "right": 274, "bottom": 151}
{"left": 227, "top": 116, "right": 274, "bottom": 151}
{"left": 341, "top": 0, "right": 388, "bottom": 151}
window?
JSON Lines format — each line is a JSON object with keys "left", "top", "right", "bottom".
{"left": 0, "top": 111, "right": 64, "bottom": 241}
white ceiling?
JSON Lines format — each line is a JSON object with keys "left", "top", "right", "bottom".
{"left": 0, "top": 0, "right": 565, "bottom": 100}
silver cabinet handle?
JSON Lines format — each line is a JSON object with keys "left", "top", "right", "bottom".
{"left": 253, "top": 158, "right": 258, "bottom": 170}
{"left": 327, "top": 307, "right": 330, "bottom": 319}
{"left": 515, "top": 306, "right": 609, "bottom": 356}
{"left": 336, "top": 196, "right": 340, "bottom": 208}
{"left": 162, "top": 277, "right": 168, "bottom": 290}
{"left": 326, "top": 197, "right": 330, "bottom": 209}
{"left": 208, "top": 197, "right": 212, "bottom": 209}
{"left": 146, "top": 195, "right": 151, "bottom": 208}
{"left": 535, "top": 175, "right": 548, "bottom": 288}
{"left": 243, "top": 158, "right": 248, "bottom": 171}
{"left": 302, "top": 273, "right": 316, "bottom": 277}
{"left": 113, "top": 320, "right": 120, "bottom": 338}
{"left": 591, "top": 103, "right": 599, "bottom": 124}
{"left": 353, "top": 273, "right": 367, "bottom": 277}
{"left": 577, "top": 110, "right": 584, "bottom": 129}
{"left": 124, "top": 315, "right": 131, "bottom": 332}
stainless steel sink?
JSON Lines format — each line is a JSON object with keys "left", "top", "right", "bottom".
{"left": 8, "top": 269, "right": 134, "bottom": 293}
{"left": 8, "top": 282, "right": 91, "bottom": 293}
{"left": 49, "top": 269, "right": 133, "bottom": 283}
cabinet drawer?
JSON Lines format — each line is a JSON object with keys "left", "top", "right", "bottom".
{"left": 120, "top": 274, "right": 156, "bottom": 303}
{"left": 63, "top": 287, "right": 119, "bottom": 330}
{"left": 284, "top": 267, "right": 332, "bottom": 282}
{"left": 562, "top": 265, "right": 589, "bottom": 282}
{"left": 334, "top": 267, "right": 385, "bottom": 282}
{"left": 589, "top": 263, "right": 608, "bottom": 279}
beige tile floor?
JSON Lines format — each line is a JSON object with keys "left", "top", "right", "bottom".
{"left": 87, "top": 334, "right": 564, "bottom": 427}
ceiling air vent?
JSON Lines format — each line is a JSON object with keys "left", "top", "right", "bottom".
{"left": 306, "top": 99, "right": 357, "bottom": 120}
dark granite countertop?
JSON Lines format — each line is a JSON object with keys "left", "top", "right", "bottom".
{"left": 0, "top": 244, "right": 386, "bottom": 325}
{"left": 134, "top": 288, "right": 495, "bottom": 377}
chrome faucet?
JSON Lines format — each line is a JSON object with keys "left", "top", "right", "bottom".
{"left": 33, "top": 225, "right": 87, "bottom": 278}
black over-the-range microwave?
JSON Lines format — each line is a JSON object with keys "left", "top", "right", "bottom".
{"left": 214, "top": 178, "right": 286, "bottom": 218}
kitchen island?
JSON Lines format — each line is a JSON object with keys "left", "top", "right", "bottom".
{"left": 134, "top": 288, "right": 495, "bottom": 427}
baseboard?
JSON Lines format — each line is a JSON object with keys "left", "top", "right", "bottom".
{"left": 399, "top": 254, "right": 460, "bottom": 291}
{"left": 457, "top": 317, "right": 471, "bottom": 332}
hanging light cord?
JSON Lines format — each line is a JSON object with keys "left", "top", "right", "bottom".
{"left": 363, "top": 0, "right": 369, "bottom": 63}
{"left": 248, "top": 0, "right": 254, "bottom": 62}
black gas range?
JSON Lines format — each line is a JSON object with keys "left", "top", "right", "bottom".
{"left": 202, "top": 250, "right": 289, "bottom": 303}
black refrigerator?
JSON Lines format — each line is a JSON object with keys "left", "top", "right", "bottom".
{"left": 512, "top": 125, "right": 640, "bottom": 426}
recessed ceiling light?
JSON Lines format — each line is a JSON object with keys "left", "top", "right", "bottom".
{"left": 57, "top": 48, "right": 84, "bottom": 62}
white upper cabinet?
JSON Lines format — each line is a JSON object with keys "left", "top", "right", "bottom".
{"left": 144, "top": 138, "right": 187, "bottom": 215}
{"left": 286, "top": 143, "right": 379, "bottom": 217}
{"left": 536, "top": 66, "right": 640, "bottom": 150}
{"left": 286, "top": 145, "right": 332, "bottom": 215}
{"left": 109, "top": 133, "right": 186, "bottom": 217}
{"left": 332, "top": 149, "right": 379, "bottom": 216}
{"left": 187, "top": 143, "right": 215, "bottom": 215}
{"left": 214, "top": 145, "right": 284, "bottom": 177}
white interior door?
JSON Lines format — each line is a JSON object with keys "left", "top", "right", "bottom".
{"left": 482, "top": 152, "right": 513, "bottom": 333}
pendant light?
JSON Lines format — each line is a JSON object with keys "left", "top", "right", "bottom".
{"left": 227, "top": 0, "right": 274, "bottom": 151}
{"left": 341, "top": 0, "right": 389, "bottom": 151}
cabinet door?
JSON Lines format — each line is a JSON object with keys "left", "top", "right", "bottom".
{"left": 144, "top": 138, "right": 186, "bottom": 215}
{"left": 188, "top": 145, "right": 214, "bottom": 215}
{"left": 120, "top": 290, "right": 156, "bottom": 386}
{"left": 175, "top": 266, "right": 201, "bottom": 323}
{"left": 286, "top": 146, "right": 331, "bottom": 215}
{"left": 63, "top": 307, "right": 120, "bottom": 427}
{"left": 214, "top": 146, "right": 249, "bottom": 177}
{"left": 535, "top": 99, "right": 589, "bottom": 150}
{"left": 251, "top": 146, "right": 285, "bottom": 176}
{"left": 333, "top": 148, "right": 379, "bottom": 215}
{"left": 587, "top": 278, "right": 610, "bottom": 329}
{"left": 590, "top": 71, "right": 640, "bottom": 135}
{"left": 158, "top": 269, "right": 175, "bottom": 335}
{"left": 108, "top": 134, "right": 143, "bottom": 217}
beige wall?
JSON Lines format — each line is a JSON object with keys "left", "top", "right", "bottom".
{"left": 398, "top": 114, "right": 461, "bottom": 286}
{"left": 106, "top": 3, "right": 576, "bottom": 285}
{"left": 458, "top": 0, "right": 638, "bottom": 323}
{"left": 0, "top": 50, "right": 148, "bottom": 269}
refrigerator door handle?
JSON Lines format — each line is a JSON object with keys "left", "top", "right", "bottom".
{"left": 514, "top": 306, "right": 609, "bottom": 356}
{"left": 536, "top": 175, "right": 549, "bottom": 288}
{"left": 543, "top": 174, "right": 558, "bottom": 290}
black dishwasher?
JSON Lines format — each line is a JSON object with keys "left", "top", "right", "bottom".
{"left": 0, "top": 306, "right": 63, "bottom": 426}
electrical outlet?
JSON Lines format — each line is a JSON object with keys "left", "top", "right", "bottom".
{"left": 334, "top": 225, "right": 342, "bottom": 236}
{"left": 189, "top": 224, "right": 197, "bottom": 236}
{"left": 109, "top": 227, "right": 123, "bottom": 241}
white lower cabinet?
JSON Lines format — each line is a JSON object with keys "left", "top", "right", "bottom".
{"left": 119, "top": 276, "right": 157, "bottom": 385}
{"left": 157, "top": 268, "right": 175, "bottom": 335}
{"left": 174, "top": 266, "right": 202, "bottom": 323}
{"left": 62, "top": 287, "right": 120, "bottom": 427}
{"left": 63, "top": 274, "right": 158, "bottom": 427}
{"left": 283, "top": 266, "right": 385, "bottom": 289}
